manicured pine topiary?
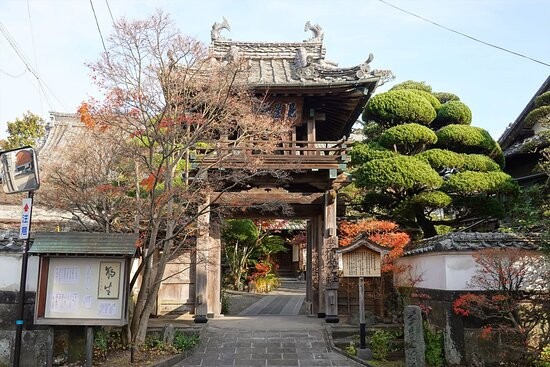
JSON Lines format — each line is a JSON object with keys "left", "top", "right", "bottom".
{"left": 432, "top": 92, "right": 460, "bottom": 104}
{"left": 378, "top": 123, "right": 437, "bottom": 155}
{"left": 350, "top": 142, "right": 395, "bottom": 165}
{"left": 390, "top": 80, "right": 432, "bottom": 93}
{"left": 534, "top": 91, "right": 550, "bottom": 108}
{"left": 406, "top": 89, "right": 442, "bottom": 111}
{"left": 416, "top": 149, "right": 465, "bottom": 171}
{"left": 523, "top": 105, "right": 550, "bottom": 128}
{"left": 363, "top": 89, "right": 436, "bottom": 127}
{"left": 435, "top": 101, "right": 472, "bottom": 126}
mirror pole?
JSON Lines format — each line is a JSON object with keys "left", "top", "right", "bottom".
{"left": 13, "top": 190, "right": 34, "bottom": 367}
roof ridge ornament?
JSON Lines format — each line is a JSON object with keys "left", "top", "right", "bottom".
{"left": 304, "top": 21, "right": 324, "bottom": 43}
{"left": 211, "top": 17, "right": 231, "bottom": 41}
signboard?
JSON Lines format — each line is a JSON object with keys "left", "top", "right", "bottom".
{"left": 19, "top": 198, "right": 32, "bottom": 239}
{"left": 341, "top": 248, "right": 381, "bottom": 277}
{"left": 35, "top": 257, "right": 129, "bottom": 325}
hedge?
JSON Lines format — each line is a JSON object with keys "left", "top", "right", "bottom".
{"left": 410, "top": 190, "right": 453, "bottom": 208}
{"left": 435, "top": 101, "right": 472, "bottom": 126}
{"left": 461, "top": 154, "right": 500, "bottom": 172}
{"left": 356, "top": 155, "right": 443, "bottom": 191}
{"left": 363, "top": 90, "right": 437, "bottom": 127}
{"left": 378, "top": 123, "right": 438, "bottom": 154}
{"left": 407, "top": 89, "right": 442, "bottom": 111}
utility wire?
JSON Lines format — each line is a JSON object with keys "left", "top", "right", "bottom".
{"left": 89, "top": 0, "right": 108, "bottom": 54}
{"left": 377, "top": 0, "right": 550, "bottom": 68}
{"left": 105, "top": 0, "right": 115, "bottom": 24}
{"left": 0, "top": 21, "right": 66, "bottom": 110}
{"left": 0, "top": 67, "right": 26, "bottom": 78}
{"left": 26, "top": 0, "right": 44, "bottom": 115}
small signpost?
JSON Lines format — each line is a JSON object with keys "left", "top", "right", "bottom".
{"left": 336, "top": 236, "right": 389, "bottom": 360}
{"left": 0, "top": 146, "right": 40, "bottom": 367}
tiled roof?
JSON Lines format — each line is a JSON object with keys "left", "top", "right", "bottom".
{"left": 208, "top": 20, "right": 392, "bottom": 88}
{"left": 504, "top": 131, "right": 550, "bottom": 157}
{"left": 404, "top": 232, "right": 541, "bottom": 256}
{"left": 38, "top": 112, "right": 85, "bottom": 163}
{"left": 0, "top": 230, "right": 23, "bottom": 252}
{"left": 29, "top": 232, "right": 138, "bottom": 256}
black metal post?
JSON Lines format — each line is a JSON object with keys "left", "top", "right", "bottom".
{"left": 13, "top": 191, "right": 34, "bottom": 367}
{"left": 358, "top": 276, "right": 367, "bottom": 349}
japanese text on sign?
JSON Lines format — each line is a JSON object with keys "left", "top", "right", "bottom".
{"left": 98, "top": 261, "right": 121, "bottom": 299}
{"left": 342, "top": 248, "right": 381, "bottom": 277}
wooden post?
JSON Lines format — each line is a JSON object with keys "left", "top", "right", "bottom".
{"left": 307, "top": 108, "right": 316, "bottom": 156}
{"left": 323, "top": 190, "right": 339, "bottom": 323}
{"left": 85, "top": 326, "right": 93, "bottom": 367}
{"left": 207, "top": 220, "right": 222, "bottom": 317}
{"left": 359, "top": 277, "right": 366, "bottom": 349}
{"left": 313, "top": 215, "right": 324, "bottom": 317}
{"left": 194, "top": 196, "right": 210, "bottom": 323}
{"left": 305, "top": 220, "right": 313, "bottom": 316}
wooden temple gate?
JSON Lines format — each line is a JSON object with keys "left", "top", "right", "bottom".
{"left": 156, "top": 19, "right": 390, "bottom": 323}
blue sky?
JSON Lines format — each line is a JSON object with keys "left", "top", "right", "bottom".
{"left": 0, "top": 0, "right": 549, "bottom": 141}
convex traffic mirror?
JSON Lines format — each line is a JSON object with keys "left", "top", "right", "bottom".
{"left": 0, "top": 146, "right": 40, "bottom": 194}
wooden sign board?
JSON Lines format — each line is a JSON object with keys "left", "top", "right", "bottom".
{"left": 341, "top": 248, "right": 381, "bottom": 277}
{"left": 35, "top": 257, "right": 129, "bottom": 326}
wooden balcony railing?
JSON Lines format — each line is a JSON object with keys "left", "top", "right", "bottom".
{"left": 194, "top": 139, "right": 348, "bottom": 170}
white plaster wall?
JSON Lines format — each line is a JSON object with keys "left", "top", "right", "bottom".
{"left": 394, "top": 254, "right": 446, "bottom": 290}
{"left": 444, "top": 254, "right": 478, "bottom": 290}
{"left": 0, "top": 254, "right": 39, "bottom": 292}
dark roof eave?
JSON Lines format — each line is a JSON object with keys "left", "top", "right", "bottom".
{"left": 250, "top": 77, "right": 380, "bottom": 91}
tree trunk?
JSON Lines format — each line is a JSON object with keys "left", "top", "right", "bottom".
{"left": 415, "top": 209, "right": 437, "bottom": 238}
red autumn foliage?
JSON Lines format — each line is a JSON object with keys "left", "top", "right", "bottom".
{"left": 338, "top": 219, "right": 410, "bottom": 272}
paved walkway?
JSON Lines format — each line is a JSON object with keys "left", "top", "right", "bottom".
{"left": 239, "top": 279, "right": 306, "bottom": 316}
{"left": 175, "top": 317, "right": 362, "bottom": 367}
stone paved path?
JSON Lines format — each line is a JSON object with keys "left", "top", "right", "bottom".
{"left": 175, "top": 326, "right": 361, "bottom": 367}
{"left": 238, "top": 294, "right": 305, "bottom": 316}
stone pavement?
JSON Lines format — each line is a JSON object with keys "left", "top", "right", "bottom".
{"left": 238, "top": 279, "right": 306, "bottom": 316}
{"left": 174, "top": 316, "right": 361, "bottom": 367}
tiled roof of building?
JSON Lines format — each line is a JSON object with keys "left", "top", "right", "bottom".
{"left": 208, "top": 19, "right": 392, "bottom": 88}
{"left": 38, "top": 112, "right": 85, "bottom": 163}
{"left": 503, "top": 131, "right": 550, "bottom": 157}
{"left": 404, "top": 232, "right": 541, "bottom": 256}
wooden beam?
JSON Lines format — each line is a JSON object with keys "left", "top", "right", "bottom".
{"left": 212, "top": 192, "right": 325, "bottom": 205}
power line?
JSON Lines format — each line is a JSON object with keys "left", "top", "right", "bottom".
{"left": 105, "top": 0, "right": 115, "bottom": 24}
{"left": 0, "top": 67, "right": 26, "bottom": 78}
{"left": 89, "top": 0, "right": 108, "bottom": 54}
{"left": 377, "top": 0, "right": 550, "bottom": 68}
{"left": 0, "top": 21, "right": 66, "bottom": 110}
{"left": 26, "top": 0, "right": 44, "bottom": 115}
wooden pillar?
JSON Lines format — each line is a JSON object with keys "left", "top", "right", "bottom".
{"left": 323, "top": 189, "right": 339, "bottom": 323}
{"left": 194, "top": 196, "right": 209, "bottom": 323}
{"left": 314, "top": 214, "right": 324, "bottom": 317}
{"left": 307, "top": 108, "right": 316, "bottom": 156}
{"left": 305, "top": 220, "right": 313, "bottom": 316}
{"left": 207, "top": 220, "right": 222, "bottom": 317}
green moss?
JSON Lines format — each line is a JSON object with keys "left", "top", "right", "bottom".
{"left": 410, "top": 191, "right": 452, "bottom": 208}
{"left": 436, "top": 125, "right": 504, "bottom": 166}
{"left": 534, "top": 91, "right": 550, "bottom": 108}
{"left": 432, "top": 92, "right": 460, "bottom": 104}
{"left": 363, "top": 90, "right": 437, "bottom": 127}
{"left": 378, "top": 123, "right": 437, "bottom": 154}
{"left": 391, "top": 80, "right": 432, "bottom": 93}
{"left": 351, "top": 142, "right": 395, "bottom": 165}
{"left": 435, "top": 101, "right": 472, "bottom": 126}
{"left": 462, "top": 154, "right": 500, "bottom": 172}
{"left": 442, "top": 171, "right": 516, "bottom": 195}
{"left": 356, "top": 155, "right": 442, "bottom": 192}
{"left": 416, "top": 149, "right": 465, "bottom": 171}
{"left": 407, "top": 89, "right": 442, "bottom": 111}
{"left": 524, "top": 105, "right": 550, "bottom": 128}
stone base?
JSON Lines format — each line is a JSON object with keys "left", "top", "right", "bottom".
{"left": 194, "top": 315, "right": 208, "bottom": 324}
{"left": 325, "top": 315, "right": 339, "bottom": 323}
{"left": 357, "top": 347, "right": 372, "bottom": 361}
{"left": 317, "top": 313, "right": 326, "bottom": 318}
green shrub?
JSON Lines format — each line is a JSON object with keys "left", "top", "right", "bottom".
{"left": 524, "top": 105, "right": 550, "bottom": 128}
{"left": 432, "top": 92, "right": 460, "bottom": 104}
{"left": 462, "top": 154, "right": 500, "bottom": 172}
{"left": 534, "top": 91, "right": 550, "bottom": 108}
{"left": 378, "top": 123, "right": 437, "bottom": 154}
{"left": 391, "top": 80, "right": 432, "bottom": 93}
{"left": 356, "top": 156, "right": 443, "bottom": 192}
{"left": 410, "top": 191, "right": 452, "bottom": 209}
{"left": 534, "top": 344, "right": 550, "bottom": 367}
{"left": 364, "top": 90, "right": 437, "bottom": 127}
{"left": 221, "top": 291, "right": 230, "bottom": 314}
{"left": 435, "top": 101, "right": 472, "bottom": 126}
{"left": 436, "top": 124, "right": 504, "bottom": 165}
{"left": 172, "top": 332, "right": 200, "bottom": 352}
{"left": 453, "top": 196, "right": 506, "bottom": 218}
{"left": 351, "top": 142, "right": 395, "bottom": 165}
{"left": 370, "top": 329, "right": 394, "bottom": 361}
{"left": 423, "top": 322, "right": 444, "bottom": 367}
{"left": 93, "top": 328, "right": 122, "bottom": 359}
{"left": 442, "top": 171, "right": 515, "bottom": 195}
{"left": 345, "top": 341, "right": 358, "bottom": 356}
{"left": 407, "top": 89, "right": 441, "bottom": 111}
{"left": 416, "top": 149, "right": 464, "bottom": 171}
